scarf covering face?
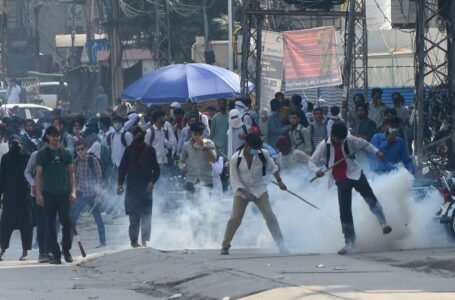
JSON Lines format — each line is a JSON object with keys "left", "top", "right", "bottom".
{"left": 131, "top": 139, "right": 147, "bottom": 165}
{"left": 228, "top": 109, "right": 242, "bottom": 129}
{"left": 235, "top": 101, "right": 247, "bottom": 114}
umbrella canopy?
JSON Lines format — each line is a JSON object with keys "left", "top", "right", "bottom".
{"left": 121, "top": 63, "right": 253, "bottom": 104}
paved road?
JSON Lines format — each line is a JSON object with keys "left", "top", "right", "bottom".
{"left": 1, "top": 244, "right": 454, "bottom": 299}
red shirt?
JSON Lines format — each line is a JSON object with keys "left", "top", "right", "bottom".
{"left": 332, "top": 142, "right": 348, "bottom": 183}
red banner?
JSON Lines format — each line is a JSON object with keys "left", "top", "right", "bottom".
{"left": 283, "top": 27, "right": 341, "bottom": 90}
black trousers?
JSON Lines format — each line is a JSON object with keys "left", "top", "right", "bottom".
{"left": 336, "top": 173, "right": 387, "bottom": 245}
{"left": 129, "top": 211, "right": 152, "bottom": 244}
{"left": 43, "top": 192, "right": 72, "bottom": 258}
{"left": 0, "top": 225, "right": 33, "bottom": 251}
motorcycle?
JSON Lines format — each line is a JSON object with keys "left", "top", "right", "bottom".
{"left": 434, "top": 170, "right": 455, "bottom": 238}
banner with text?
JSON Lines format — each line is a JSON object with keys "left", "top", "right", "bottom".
{"left": 260, "top": 31, "right": 284, "bottom": 109}
{"left": 283, "top": 27, "right": 341, "bottom": 91}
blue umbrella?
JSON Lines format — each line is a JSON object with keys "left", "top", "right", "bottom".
{"left": 121, "top": 63, "right": 253, "bottom": 103}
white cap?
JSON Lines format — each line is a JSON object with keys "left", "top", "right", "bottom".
{"left": 170, "top": 102, "right": 182, "bottom": 109}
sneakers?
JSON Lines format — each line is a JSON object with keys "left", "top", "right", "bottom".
{"left": 19, "top": 256, "right": 29, "bottom": 262}
{"left": 63, "top": 252, "right": 73, "bottom": 263}
{"left": 50, "top": 257, "right": 62, "bottom": 265}
{"left": 337, "top": 244, "right": 355, "bottom": 255}
{"left": 95, "top": 242, "right": 107, "bottom": 248}
{"left": 141, "top": 241, "right": 148, "bottom": 248}
{"left": 220, "top": 247, "right": 229, "bottom": 255}
{"left": 131, "top": 243, "right": 142, "bottom": 248}
{"left": 382, "top": 225, "right": 392, "bottom": 235}
{"left": 38, "top": 254, "right": 49, "bottom": 263}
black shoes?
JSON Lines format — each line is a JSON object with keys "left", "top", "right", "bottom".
{"left": 382, "top": 225, "right": 392, "bottom": 235}
{"left": 220, "top": 247, "right": 229, "bottom": 255}
{"left": 63, "top": 252, "right": 73, "bottom": 263}
{"left": 50, "top": 257, "right": 62, "bottom": 264}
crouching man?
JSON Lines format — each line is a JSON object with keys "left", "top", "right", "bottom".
{"left": 309, "top": 123, "right": 392, "bottom": 255}
{"left": 221, "top": 133, "right": 289, "bottom": 255}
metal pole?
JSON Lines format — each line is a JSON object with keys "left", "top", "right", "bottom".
{"left": 228, "top": 0, "right": 233, "bottom": 70}
{"left": 240, "top": 0, "right": 251, "bottom": 96}
{"left": 448, "top": 0, "right": 455, "bottom": 167}
{"left": 255, "top": 16, "right": 263, "bottom": 107}
{"left": 341, "top": 0, "right": 356, "bottom": 120}
{"left": 415, "top": 0, "right": 426, "bottom": 171}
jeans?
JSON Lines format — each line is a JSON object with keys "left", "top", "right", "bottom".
{"left": 129, "top": 211, "right": 152, "bottom": 244}
{"left": 71, "top": 193, "right": 106, "bottom": 244}
{"left": 222, "top": 192, "right": 285, "bottom": 249}
{"left": 43, "top": 192, "right": 72, "bottom": 259}
{"left": 30, "top": 196, "right": 49, "bottom": 255}
{"left": 336, "top": 173, "right": 387, "bottom": 245}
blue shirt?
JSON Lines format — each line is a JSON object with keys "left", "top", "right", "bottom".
{"left": 370, "top": 133, "right": 415, "bottom": 174}
{"left": 267, "top": 111, "right": 289, "bottom": 148}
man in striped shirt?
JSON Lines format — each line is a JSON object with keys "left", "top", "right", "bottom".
{"left": 72, "top": 139, "right": 106, "bottom": 248}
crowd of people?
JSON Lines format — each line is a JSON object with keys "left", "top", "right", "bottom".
{"left": 0, "top": 86, "right": 416, "bottom": 263}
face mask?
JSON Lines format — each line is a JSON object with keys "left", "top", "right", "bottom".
{"left": 388, "top": 127, "right": 399, "bottom": 135}
{"left": 113, "top": 123, "right": 123, "bottom": 131}
{"left": 249, "top": 149, "right": 259, "bottom": 156}
{"left": 43, "top": 122, "right": 51, "bottom": 129}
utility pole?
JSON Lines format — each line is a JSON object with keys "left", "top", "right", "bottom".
{"left": 110, "top": 0, "right": 123, "bottom": 100}
{"left": 448, "top": 0, "right": 455, "bottom": 166}
{"left": 153, "top": 0, "right": 171, "bottom": 68}
{"left": 341, "top": 0, "right": 356, "bottom": 120}
{"left": 414, "top": 0, "right": 426, "bottom": 170}
{"left": 228, "top": 0, "right": 233, "bottom": 70}
{"left": 33, "top": 1, "right": 43, "bottom": 71}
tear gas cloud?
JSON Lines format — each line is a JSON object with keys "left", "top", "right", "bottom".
{"left": 108, "top": 165, "right": 452, "bottom": 253}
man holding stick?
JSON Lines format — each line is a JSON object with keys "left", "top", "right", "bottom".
{"left": 221, "top": 133, "right": 289, "bottom": 255}
{"left": 309, "top": 123, "right": 392, "bottom": 255}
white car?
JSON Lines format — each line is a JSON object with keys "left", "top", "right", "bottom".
{"left": 38, "top": 82, "right": 67, "bottom": 108}
{"left": 5, "top": 104, "right": 52, "bottom": 122}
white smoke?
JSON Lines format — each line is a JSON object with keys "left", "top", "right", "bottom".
{"left": 110, "top": 165, "right": 451, "bottom": 254}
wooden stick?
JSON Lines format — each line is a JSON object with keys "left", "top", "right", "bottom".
{"left": 310, "top": 144, "right": 368, "bottom": 183}
{"left": 272, "top": 181, "right": 338, "bottom": 221}
{"left": 272, "top": 181, "right": 320, "bottom": 210}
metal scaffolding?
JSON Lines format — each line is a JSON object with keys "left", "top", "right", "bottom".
{"left": 153, "top": 0, "right": 172, "bottom": 68}
{"left": 240, "top": 0, "right": 367, "bottom": 110}
{"left": 414, "top": 0, "right": 455, "bottom": 169}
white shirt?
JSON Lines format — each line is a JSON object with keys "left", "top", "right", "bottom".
{"left": 7, "top": 85, "right": 21, "bottom": 104}
{"left": 0, "top": 141, "right": 9, "bottom": 162}
{"left": 0, "top": 105, "right": 9, "bottom": 117}
{"left": 227, "top": 125, "right": 249, "bottom": 158}
{"left": 277, "top": 149, "right": 310, "bottom": 172}
{"left": 230, "top": 149, "right": 278, "bottom": 198}
{"left": 211, "top": 156, "right": 224, "bottom": 200}
{"left": 110, "top": 130, "right": 133, "bottom": 167}
{"left": 145, "top": 124, "right": 172, "bottom": 164}
{"left": 308, "top": 135, "right": 378, "bottom": 188}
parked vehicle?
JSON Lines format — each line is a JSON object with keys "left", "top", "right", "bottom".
{"left": 5, "top": 104, "right": 52, "bottom": 122}
{"left": 38, "top": 81, "right": 67, "bottom": 108}
{"left": 435, "top": 170, "right": 455, "bottom": 238}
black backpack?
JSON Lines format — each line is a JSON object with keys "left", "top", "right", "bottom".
{"left": 236, "top": 144, "right": 267, "bottom": 176}
{"left": 107, "top": 131, "right": 127, "bottom": 148}
{"left": 325, "top": 138, "right": 354, "bottom": 167}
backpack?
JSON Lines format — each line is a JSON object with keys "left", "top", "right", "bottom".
{"left": 325, "top": 138, "right": 354, "bottom": 167}
{"left": 108, "top": 131, "right": 127, "bottom": 148}
{"left": 291, "top": 125, "right": 305, "bottom": 148}
{"left": 99, "top": 143, "right": 112, "bottom": 177}
{"left": 236, "top": 144, "right": 267, "bottom": 176}
{"left": 242, "top": 112, "right": 261, "bottom": 135}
